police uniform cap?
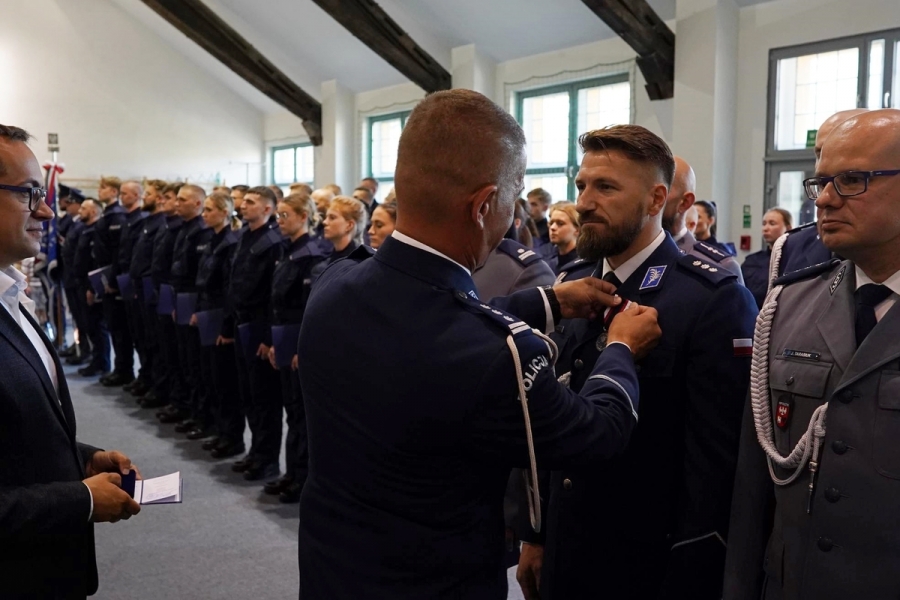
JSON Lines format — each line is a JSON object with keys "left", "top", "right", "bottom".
{"left": 59, "top": 184, "right": 85, "bottom": 203}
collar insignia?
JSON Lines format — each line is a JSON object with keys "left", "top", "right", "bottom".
{"left": 639, "top": 265, "right": 667, "bottom": 290}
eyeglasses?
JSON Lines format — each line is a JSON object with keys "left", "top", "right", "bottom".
{"left": 0, "top": 184, "right": 47, "bottom": 211}
{"left": 276, "top": 212, "right": 290, "bottom": 221}
{"left": 803, "top": 169, "right": 900, "bottom": 200}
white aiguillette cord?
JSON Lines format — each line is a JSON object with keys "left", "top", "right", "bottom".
{"left": 506, "top": 330, "right": 559, "bottom": 533}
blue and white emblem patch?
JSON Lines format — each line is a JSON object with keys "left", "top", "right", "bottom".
{"left": 639, "top": 265, "right": 666, "bottom": 290}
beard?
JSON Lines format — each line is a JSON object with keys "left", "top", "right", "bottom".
{"left": 660, "top": 210, "right": 675, "bottom": 234}
{"left": 577, "top": 204, "right": 646, "bottom": 262}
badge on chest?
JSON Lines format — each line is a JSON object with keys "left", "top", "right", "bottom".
{"left": 776, "top": 398, "right": 793, "bottom": 430}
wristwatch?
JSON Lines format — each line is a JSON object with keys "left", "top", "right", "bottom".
{"left": 540, "top": 285, "right": 562, "bottom": 324}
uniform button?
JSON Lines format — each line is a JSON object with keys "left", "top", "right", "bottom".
{"left": 817, "top": 537, "right": 834, "bottom": 552}
{"left": 824, "top": 488, "right": 841, "bottom": 503}
{"left": 785, "top": 376, "right": 795, "bottom": 386}
{"left": 839, "top": 390, "right": 854, "bottom": 404}
{"left": 573, "top": 359, "right": 584, "bottom": 371}
{"left": 832, "top": 440, "right": 848, "bottom": 455}
{"left": 562, "top": 478, "right": 573, "bottom": 490}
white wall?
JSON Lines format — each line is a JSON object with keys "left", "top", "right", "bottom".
{"left": 732, "top": 0, "right": 900, "bottom": 253}
{"left": 0, "top": 0, "right": 264, "bottom": 190}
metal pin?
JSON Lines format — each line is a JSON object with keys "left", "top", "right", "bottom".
{"left": 806, "top": 460, "right": 819, "bottom": 515}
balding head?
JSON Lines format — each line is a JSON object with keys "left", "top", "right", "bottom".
{"left": 120, "top": 180, "right": 143, "bottom": 211}
{"left": 815, "top": 109, "right": 900, "bottom": 278}
{"left": 176, "top": 184, "right": 206, "bottom": 219}
{"left": 79, "top": 199, "right": 100, "bottom": 224}
{"left": 394, "top": 89, "right": 527, "bottom": 269}
{"left": 815, "top": 108, "right": 868, "bottom": 161}
{"left": 661, "top": 156, "right": 697, "bottom": 234}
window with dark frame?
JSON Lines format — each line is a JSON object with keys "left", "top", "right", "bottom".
{"left": 366, "top": 110, "right": 412, "bottom": 197}
{"left": 271, "top": 142, "right": 314, "bottom": 190}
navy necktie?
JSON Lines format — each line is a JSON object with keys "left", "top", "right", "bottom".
{"left": 854, "top": 284, "right": 892, "bottom": 347}
{"left": 602, "top": 271, "right": 622, "bottom": 288}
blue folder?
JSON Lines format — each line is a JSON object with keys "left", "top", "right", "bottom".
{"left": 142, "top": 277, "right": 158, "bottom": 306}
{"left": 116, "top": 274, "right": 134, "bottom": 300}
{"left": 271, "top": 324, "right": 302, "bottom": 368}
{"left": 156, "top": 284, "right": 175, "bottom": 316}
{"left": 237, "top": 321, "right": 269, "bottom": 361}
{"left": 196, "top": 309, "right": 224, "bottom": 347}
{"left": 175, "top": 293, "right": 198, "bottom": 326}
{"left": 88, "top": 266, "right": 110, "bottom": 297}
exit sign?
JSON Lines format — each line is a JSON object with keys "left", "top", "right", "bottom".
{"left": 805, "top": 129, "right": 817, "bottom": 148}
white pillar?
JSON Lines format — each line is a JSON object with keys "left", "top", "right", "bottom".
{"left": 315, "top": 79, "right": 355, "bottom": 193}
{"left": 671, "top": 0, "right": 739, "bottom": 240}
{"left": 451, "top": 44, "right": 497, "bottom": 102}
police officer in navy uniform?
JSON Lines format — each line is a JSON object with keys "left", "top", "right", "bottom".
{"left": 168, "top": 185, "right": 213, "bottom": 437}
{"left": 516, "top": 125, "right": 758, "bottom": 600}
{"left": 193, "top": 193, "right": 244, "bottom": 458}
{"left": 59, "top": 187, "right": 89, "bottom": 363}
{"left": 55, "top": 184, "right": 83, "bottom": 354}
{"left": 472, "top": 237, "right": 556, "bottom": 302}
{"left": 127, "top": 180, "right": 168, "bottom": 406}
{"left": 261, "top": 193, "right": 328, "bottom": 503}
{"left": 74, "top": 199, "right": 109, "bottom": 376}
{"left": 227, "top": 186, "right": 284, "bottom": 482}
{"left": 297, "top": 90, "right": 662, "bottom": 600}
{"left": 724, "top": 109, "right": 900, "bottom": 600}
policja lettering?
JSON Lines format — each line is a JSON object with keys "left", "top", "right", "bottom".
{"left": 522, "top": 355, "right": 549, "bottom": 391}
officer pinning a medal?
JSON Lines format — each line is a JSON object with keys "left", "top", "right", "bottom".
{"left": 296, "top": 89, "right": 662, "bottom": 599}
{"left": 516, "top": 125, "right": 758, "bottom": 600}
{"left": 724, "top": 109, "right": 900, "bottom": 600}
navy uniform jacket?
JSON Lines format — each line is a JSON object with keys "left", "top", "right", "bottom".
{"left": 297, "top": 236, "right": 643, "bottom": 599}
{"left": 196, "top": 227, "right": 241, "bottom": 312}
{"left": 228, "top": 217, "right": 283, "bottom": 325}
{"left": 55, "top": 213, "right": 75, "bottom": 281}
{"left": 778, "top": 223, "right": 832, "bottom": 277}
{"left": 128, "top": 212, "right": 166, "bottom": 297}
{"left": 150, "top": 216, "right": 183, "bottom": 287}
{"left": 91, "top": 201, "right": 126, "bottom": 276}
{"left": 539, "top": 234, "right": 757, "bottom": 600}
{"left": 742, "top": 248, "right": 771, "bottom": 309}
{"left": 170, "top": 215, "right": 213, "bottom": 294}
{"left": 114, "top": 209, "right": 147, "bottom": 289}
{"left": 472, "top": 239, "right": 556, "bottom": 302}
{"left": 537, "top": 243, "right": 578, "bottom": 275}
{"left": 0, "top": 295, "right": 101, "bottom": 598}
{"left": 61, "top": 220, "right": 85, "bottom": 290}
{"left": 270, "top": 233, "right": 328, "bottom": 325}
{"left": 73, "top": 223, "right": 97, "bottom": 290}
{"left": 725, "top": 261, "right": 900, "bottom": 600}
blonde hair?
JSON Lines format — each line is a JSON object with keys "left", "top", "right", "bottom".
{"left": 207, "top": 192, "right": 241, "bottom": 230}
{"left": 324, "top": 183, "right": 342, "bottom": 196}
{"left": 329, "top": 196, "right": 367, "bottom": 244}
{"left": 100, "top": 176, "right": 122, "bottom": 191}
{"left": 549, "top": 202, "right": 579, "bottom": 229}
{"left": 281, "top": 192, "right": 320, "bottom": 230}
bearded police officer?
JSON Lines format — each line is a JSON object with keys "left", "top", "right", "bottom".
{"left": 297, "top": 90, "right": 662, "bottom": 599}
{"left": 517, "top": 126, "right": 758, "bottom": 600}
{"left": 725, "top": 110, "right": 900, "bottom": 599}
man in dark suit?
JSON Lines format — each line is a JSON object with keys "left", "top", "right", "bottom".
{"left": 516, "top": 125, "right": 758, "bottom": 600}
{"left": 297, "top": 90, "right": 662, "bottom": 599}
{"left": 0, "top": 125, "right": 141, "bottom": 599}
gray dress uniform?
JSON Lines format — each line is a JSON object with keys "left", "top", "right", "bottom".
{"left": 724, "top": 260, "right": 900, "bottom": 600}
{"left": 675, "top": 229, "right": 745, "bottom": 284}
{"left": 471, "top": 239, "right": 556, "bottom": 302}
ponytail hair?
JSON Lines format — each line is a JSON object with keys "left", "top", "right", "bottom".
{"left": 206, "top": 192, "right": 241, "bottom": 230}
{"left": 330, "top": 196, "right": 367, "bottom": 245}
{"left": 282, "top": 192, "right": 320, "bottom": 231}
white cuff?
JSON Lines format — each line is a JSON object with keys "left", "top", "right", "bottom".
{"left": 537, "top": 287, "right": 554, "bottom": 334}
{"left": 606, "top": 340, "right": 633, "bottom": 355}
{"left": 83, "top": 482, "right": 94, "bottom": 522}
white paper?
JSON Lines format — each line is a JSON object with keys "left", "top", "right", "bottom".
{"left": 134, "top": 471, "right": 182, "bottom": 505}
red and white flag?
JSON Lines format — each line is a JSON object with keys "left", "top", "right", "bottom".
{"left": 733, "top": 338, "right": 752, "bottom": 357}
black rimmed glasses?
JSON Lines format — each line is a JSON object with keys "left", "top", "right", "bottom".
{"left": 803, "top": 170, "right": 900, "bottom": 200}
{"left": 0, "top": 184, "right": 47, "bottom": 211}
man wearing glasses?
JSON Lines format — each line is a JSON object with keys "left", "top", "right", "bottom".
{"left": 0, "top": 125, "right": 141, "bottom": 598}
{"left": 724, "top": 109, "right": 900, "bottom": 600}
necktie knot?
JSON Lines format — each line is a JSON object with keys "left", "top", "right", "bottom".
{"left": 856, "top": 283, "right": 892, "bottom": 307}
{"left": 602, "top": 271, "right": 622, "bottom": 288}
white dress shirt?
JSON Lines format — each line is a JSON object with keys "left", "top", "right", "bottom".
{"left": 855, "top": 266, "right": 900, "bottom": 323}
{"left": 601, "top": 229, "right": 667, "bottom": 283}
{"left": 0, "top": 266, "right": 58, "bottom": 393}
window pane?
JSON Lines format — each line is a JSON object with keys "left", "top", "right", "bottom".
{"left": 776, "top": 171, "right": 808, "bottom": 227}
{"left": 576, "top": 81, "right": 631, "bottom": 161}
{"left": 522, "top": 92, "right": 570, "bottom": 168}
{"left": 379, "top": 180, "right": 395, "bottom": 199}
{"left": 774, "top": 48, "right": 859, "bottom": 150}
{"left": 524, "top": 174, "right": 570, "bottom": 204}
{"left": 295, "top": 145, "right": 314, "bottom": 184}
{"left": 273, "top": 148, "right": 295, "bottom": 184}
{"left": 371, "top": 118, "right": 403, "bottom": 179}
{"left": 867, "top": 40, "right": 885, "bottom": 108}
{"left": 894, "top": 41, "right": 900, "bottom": 108}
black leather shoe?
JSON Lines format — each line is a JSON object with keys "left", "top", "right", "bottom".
{"left": 263, "top": 475, "right": 294, "bottom": 495}
{"left": 155, "top": 404, "right": 176, "bottom": 417}
{"left": 244, "top": 461, "right": 280, "bottom": 482}
{"left": 102, "top": 372, "right": 134, "bottom": 387}
{"left": 139, "top": 393, "right": 167, "bottom": 409}
{"left": 201, "top": 437, "right": 221, "bottom": 451}
{"left": 211, "top": 443, "right": 245, "bottom": 459}
{"left": 58, "top": 344, "right": 77, "bottom": 358}
{"left": 173, "top": 419, "right": 197, "bottom": 433}
{"left": 158, "top": 408, "right": 191, "bottom": 424}
{"left": 78, "top": 365, "right": 108, "bottom": 377}
{"left": 230, "top": 456, "right": 254, "bottom": 472}
{"left": 129, "top": 381, "right": 150, "bottom": 397}
{"left": 66, "top": 352, "right": 90, "bottom": 366}
{"left": 185, "top": 427, "right": 211, "bottom": 440}
{"left": 279, "top": 481, "right": 303, "bottom": 504}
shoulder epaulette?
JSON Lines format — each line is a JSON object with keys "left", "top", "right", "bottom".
{"left": 556, "top": 258, "right": 594, "bottom": 283}
{"left": 451, "top": 289, "right": 532, "bottom": 336}
{"left": 678, "top": 253, "right": 739, "bottom": 284}
{"left": 692, "top": 241, "right": 731, "bottom": 262}
{"left": 347, "top": 245, "right": 376, "bottom": 262}
{"left": 250, "top": 229, "right": 284, "bottom": 255}
{"left": 290, "top": 240, "right": 328, "bottom": 261}
{"left": 496, "top": 239, "right": 544, "bottom": 267}
{"left": 784, "top": 221, "right": 818, "bottom": 236}
{"left": 772, "top": 258, "right": 841, "bottom": 288}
